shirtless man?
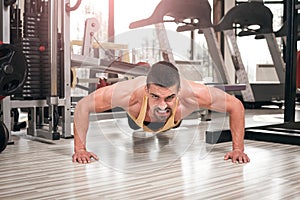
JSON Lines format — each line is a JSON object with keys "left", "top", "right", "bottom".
{"left": 72, "top": 61, "right": 250, "bottom": 164}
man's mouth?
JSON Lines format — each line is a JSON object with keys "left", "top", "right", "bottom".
{"left": 155, "top": 108, "right": 171, "bottom": 115}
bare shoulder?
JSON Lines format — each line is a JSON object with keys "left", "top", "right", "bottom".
{"left": 178, "top": 79, "right": 212, "bottom": 110}
{"left": 82, "top": 77, "right": 146, "bottom": 113}
{"left": 115, "top": 76, "right": 146, "bottom": 89}
{"left": 111, "top": 76, "right": 146, "bottom": 109}
{"left": 180, "top": 79, "right": 208, "bottom": 98}
{"left": 112, "top": 76, "right": 146, "bottom": 97}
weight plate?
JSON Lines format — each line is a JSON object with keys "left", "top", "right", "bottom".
{"left": 0, "top": 121, "right": 9, "bottom": 153}
{"left": 21, "top": 37, "right": 40, "bottom": 42}
{"left": 0, "top": 44, "right": 28, "bottom": 96}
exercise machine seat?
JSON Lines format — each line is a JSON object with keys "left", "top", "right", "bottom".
{"left": 214, "top": 2, "right": 273, "bottom": 36}
{"left": 129, "top": 0, "right": 212, "bottom": 31}
{"left": 274, "top": 15, "right": 300, "bottom": 39}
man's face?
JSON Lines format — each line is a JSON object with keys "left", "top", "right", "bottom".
{"left": 145, "top": 84, "right": 178, "bottom": 122}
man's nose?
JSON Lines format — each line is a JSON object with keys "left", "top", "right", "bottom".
{"left": 158, "top": 100, "right": 168, "bottom": 110}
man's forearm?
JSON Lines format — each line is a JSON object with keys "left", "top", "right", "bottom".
{"left": 74, "top": 125, "right": 87, "bottom": 152}
{"left": 229, "top": 101, "right": 245, "bottom": 151}
{"left": 73, "top": 101, "right": 90, "bottom": 152}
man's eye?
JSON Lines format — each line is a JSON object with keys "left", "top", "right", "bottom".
{"left": 166, "top": 95, "right": 175, "bottom": 101}
{"left": 151, "top": 94, "right": 159, "bottom": 99}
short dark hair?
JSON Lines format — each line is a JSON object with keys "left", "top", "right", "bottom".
{"left": 146, "top": 61, "right": 180, "bottom": 90}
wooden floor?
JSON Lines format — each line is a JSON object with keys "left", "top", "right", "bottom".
{"left": 0, "top": 108, "right": 300, "bottom": 200}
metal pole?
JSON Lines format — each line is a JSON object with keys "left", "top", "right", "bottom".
{"left": 190, "top": 19, "right": 194, "bottom": 60}
{"left": 49, "top": 0, "right": 58, "bottom": 96}
{"left": 48, "top": 0, "right": 60, "bottom": 139}
{"left": 0, "top": 1, "right": 13, "bottom": 143}
{"left": 108, "top": 0, "right": 114, "bottom": 42}
{"left": 284, "top": 0, "right": 297, "bottom": 122}
{"left": 0, "top": 2, "right": 10, "bottom": 43}
{"left": 62, "top": 0, "right": 72, "bottom": 138}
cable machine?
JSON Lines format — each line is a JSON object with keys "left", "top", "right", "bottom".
{"left": 1, "top": 0, "right": 73, "bottom": 142}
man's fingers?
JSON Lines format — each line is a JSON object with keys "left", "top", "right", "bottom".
{"left": 235, "top": 154, "right": 250, "bottom": 163}
{"left": 223, "top": 152, "right": 231, "bottom": 160}
{"left": 90, "top": 152, "right": 99, "bottom": 160}
{"left": 243, "top": 154, "right": 250, "bottom": 163}
{"left": 238, "top": 156, "right": 244, "bottom": 163}
{"left": 72, "top": 154, "right": 80, "bottom": 163}
{"left": 82, "top": 155, "right": 91, "bottom": 163}
{"left": 72, "top": 151, "right": 98, "bottom": 164}
{"left": 224, "top": 151, "right": 250, "bottom": 163}
{"left": 232, "top": 154, "right": 238, "bottom": 163}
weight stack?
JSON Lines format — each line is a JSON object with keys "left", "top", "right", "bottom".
{"left": 10, "top": 5, "right": 22, "bottom": 44}
{"left": 13, "top": 0, "right": 62, "bottom": 100}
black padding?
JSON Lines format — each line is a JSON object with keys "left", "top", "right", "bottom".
{"left": 214, "top": 2, "right": 273, "bottom": 36}
{"left": 129, "top": 0, "right": 212, "bottom": 31}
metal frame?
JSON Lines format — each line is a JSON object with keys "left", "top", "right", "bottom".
{"left": 0, "top": 1, "right": 13, "bottom": 143}
{"left": 62, "top": 0, "right": 73, "bottom": 138}
{"left": 202, "top": 27, "right": 230, "bottom": 84}
{"left": 0, "top": 1, "right": 10, "bottom": 43}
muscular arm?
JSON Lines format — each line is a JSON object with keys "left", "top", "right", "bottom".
{"left": 186, "top": 81, "right": 250, "bottom": 163}
{"left": 72, "top": 84, "right": 115, "bottom": 163}
{"left": 72, "top": 77, "right": 146, "bottom": 164}
{"left": 222, "top": 94, "right": 250, "bottom": 163}
{"left": 222, "top": 91, "right": 246, "bottom": 152}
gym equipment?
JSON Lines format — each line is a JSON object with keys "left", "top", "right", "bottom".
{"left": 213, "top": 2, "right": 273, "bottom": 36}
{"left": 257, "top": 14, "right": 300, "bottom": 41}
{"left": 212, "top": 1, "right": 285, "bottom": 108}
{"left": 207, "top": 0, "right": 300, "bottom": 145}
{"left": 65, "top": 0, "right": 82, "bottom": 12}
{"left": 0, "top": 121, "right": 9, "bottom": 153}
{"left": 70, "top": 17, "right": 150, "bottom": 95}
{"left": 71, "top": 55, "right": 150, "bottom": 77}
{"left": 0, "top": 2, "right": 28, "bottom": 153}
{"left": 129, "top": 0, "right": 212, "bottom": 31}
{"left": 153, "top": 1, "right": 285, "bottom": 107}
{"left": 130, "top": 0, "right": 300, "bottom": 145}
{"left": 1, "top": 0, "right": 73, "bottom": 142}
{"left": 70, "top": 68, "right": 127, "bottom": 89}
{"left": 130, "top": 0, "right": 246, "bottom": 123}
{"left": 69, "top": 6, "right": 151, "bottom": 121}
{"left": 4, "top": 0, "right": 16, "bottom": 7}
{"left": 13, "top": 0, "right": 63, "bottom": 99}
{"left": 0, "top": 43, "right": 27, "bottom": 96}
{"left": 129, "top": 0, "right": 244, "bottom": 90}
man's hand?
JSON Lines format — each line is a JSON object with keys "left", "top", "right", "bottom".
{"left": 72, "top": 150, "right": 99, "bottom": 164}
{"left": 224, "top": 149, "right": 250, "bottom": 164}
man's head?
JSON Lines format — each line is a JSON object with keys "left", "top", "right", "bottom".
{"left": 146, "top": 61, "right": 180, "bottom": 91}
{"left": 145, "top": 61, "right": 180, "bottom": 122}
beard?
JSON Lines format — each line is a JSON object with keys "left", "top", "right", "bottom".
{"left": 152, "top": 107, "right": 172, "bottom": 122}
